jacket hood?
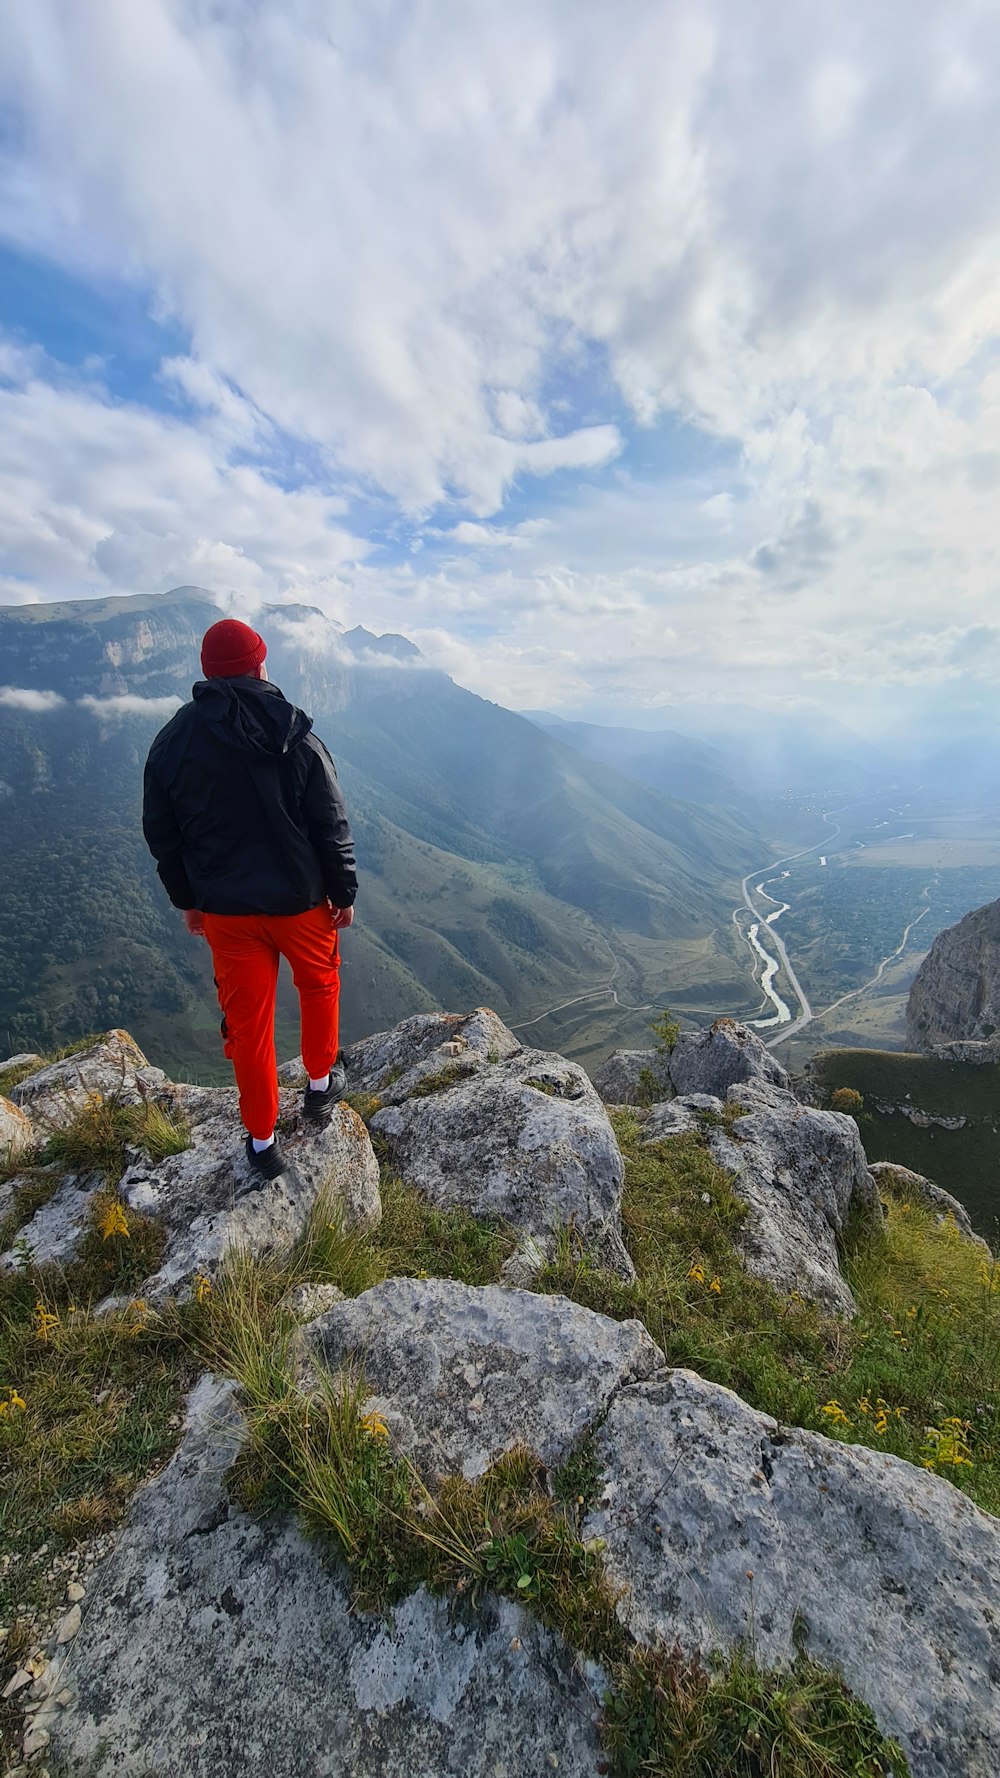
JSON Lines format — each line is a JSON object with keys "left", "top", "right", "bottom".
{"left": 191, "top": 676, "right": 313, "bottom": 757}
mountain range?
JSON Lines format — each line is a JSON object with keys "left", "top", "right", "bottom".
{"left": 0, "top": 587, "right": 762, "bottom": 1078}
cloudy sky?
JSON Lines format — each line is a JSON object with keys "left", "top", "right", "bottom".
{"left": 2, "top": 0, "right": 1000, "bottom": 732}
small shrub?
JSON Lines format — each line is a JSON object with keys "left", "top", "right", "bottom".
{"left": 830, "top": 1087, "right": 865, "bottom": 1116}
{"left": 651, "top": 1010, "right": 681, "bottom": 1054}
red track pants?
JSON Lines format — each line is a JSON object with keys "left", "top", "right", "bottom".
{"left": 203, "top": 903, "right": 341, "bottom": 1141}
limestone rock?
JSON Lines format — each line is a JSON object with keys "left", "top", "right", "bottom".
{"left": 870, "top": 1161, "right": 988, "bottom": 1247}
{"left": 308, "top": 1276, "right": 663, "bottom": 1481}
{"left": 0, "top": 1051, "right": 42, "bottom": 1073}
{"left": 346, "top": 1007, "right": 521, "bottom": 1094}
{"left": 668, "top": 1017, "right": 789, "bottom": 1098}
{"left": 907, "top": 897, "right": 1000, "bottom": 1048}
{"left": 703, "top": 1079, "right": 880, "bottom": 1314}
{"left": 591, "top": 1049, "right": 672, "bottom": 1106}
{"left": 585, "top": 1369, "right": 1000, "bottom": 1778}
{"left": 10, "top": 1031, "right": 167, "bottom": 1134}
{"left": 644, "top": 1095, "right": 721, "bottom": 1139}
{"left": 37, "top": 1375, "right": 606, "bottom": 1778}
{"left": 0, "top": 1094, "right": 35, "bottom": 1163}
{"left": 370, "top": 1048, "right": 633, "bottom": 1276}
{"left": 120, "top": 1086, "right": 380, "bottom": 1303}
{"left": 929, "top": 1038, "right": 1000, "bottom": 1065}
{"left": 0, "top": 1172, "right": 96, "bottom": 1271}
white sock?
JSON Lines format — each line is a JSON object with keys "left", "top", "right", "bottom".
{"left": 252, "top": 1133, "right": 275, "bottom": 1153}
{"left": 308, "top": 1074, "right": 331, "bottom": 1093}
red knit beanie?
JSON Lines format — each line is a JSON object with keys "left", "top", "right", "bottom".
{"left": 200, "top": 618, "right": 267, "bottom": 679}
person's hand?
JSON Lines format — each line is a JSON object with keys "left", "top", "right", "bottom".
{"left": 184, "top": 908, "right": 206, "bottom": 937}
{"left": 330, "top": 905, "right": 354, "bottom": 930}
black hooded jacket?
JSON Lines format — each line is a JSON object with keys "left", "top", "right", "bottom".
{"left": 142, "top": 677, "right": 358, "bottom": 916}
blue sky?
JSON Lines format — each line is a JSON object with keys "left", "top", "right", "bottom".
{"left": 3, "top": 1, "right": 1000, "bottom": 734}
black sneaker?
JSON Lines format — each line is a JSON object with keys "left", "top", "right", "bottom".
{"left": 302, "top": 1059, "right": 347, "bottom": 1126}
{"left": 243, "top": 1134, "right": 287, "bottom": 1182}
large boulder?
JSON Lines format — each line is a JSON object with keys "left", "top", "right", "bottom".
{"left": 121, "top": 1084, "right": 380, "bottom": 1302}
{"left": 35, "top": 1376, "right": 607, "bottom": 1778}
{"left": 308, "top": 1276, "right": 663, "bottom": 1482}
{"left": 10, "top": 1031, "right": 168, "bottom": 1134}
{"left": 668, "top": 1017, "right": 789, "bottom": 1097}
{"left": 870, "top": 1161, "right": 988, "bottom": 1249}
{"left": 0, "top": 1092, "right": 35, "bottom": 1162}
{"left": 592, "top": 1048, "right": 672, "bottom": 1105}
{"left": 346, "top": 1007, "right": 522, "bottom": 1095}
{"left": 584, "top": 1369, "right": 1000, "bottom": 1778}
{"left": 370, "top": 1047, "right": 633, "bottom": 1277}
{"left": 713, "top": 1079, "right": 880, "bottom": 1314}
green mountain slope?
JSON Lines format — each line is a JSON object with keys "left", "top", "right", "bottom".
{"left": 0, "top": 588, "right": 761, "bottom": 1076}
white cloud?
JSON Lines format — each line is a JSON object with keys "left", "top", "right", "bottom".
{"left": 78, "top": 693, "right": 183, "bottom": 719}
{"left": 0, "top": 685, "right": 66, "bottom": 711}
{"left": 1, "top": 2, "right": 1000, "bottom": 719}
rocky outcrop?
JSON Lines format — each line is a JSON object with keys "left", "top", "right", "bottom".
{"left": 371, "top": 1045, "right": 633, "bottom": 1278}
{"left": 930, "top": 1038, "right": 1000, "bottom": 1065}
{"left": 584, "top": 1368, "right": 1000, "bottom": 1778}
{"left": 0, "top": 1092, "right": 34, "bottom": 1161}
{"left": 907, "top": 898, "right": 1000, "bottom": 1049}
{"left": 307, "top": 1276, "right": 663, "bottom": 1482}
{"left": 642, "top": 1076, "right": 881, "bottom": 1316}
{"left": 10, "top": 1030, "right": 167, "bottom": 1133}
{"left": 595, "top": 1019, "right": 787, "bottom": 1108}
{"left": 870, "top": 1161, "right": 988, "bottom": 1247}
{"left": 346, "top": 1007, "right": 522, "bottom": 1094}
{"left": 1, "top": 1079, "right": 380, "bottom": 1298}
{"left": 34, "top": 1288, "right": 1000, "bottom": 1778}
{"left": 668, "top": 1017, "right": 789, "bottom": 1097}
{"left": 592, "top": 1047, "right": 672, "bottom": 1104}
{"left": 32, "top": 1375, "right": 607, "bottom": 1778}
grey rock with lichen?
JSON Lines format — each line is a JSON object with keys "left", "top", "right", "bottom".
{"left": 0, "top": 1171, "right": 97, "bottom": 1271}
{"left": 697, "top": 1078, "right": 882, "bottom": 1315}
{"left": 869, "top": 1161, "right": 988, "bottom": 1248}
{"left": 10, "top": 1031, "right": 168, "bottom": 1135}
{"left": 668, "top": 1017, "right": 789, "bottom": 1098}
{"left": 119, "top": 1084, "right": 380, "bottom": 1302}
{"left": 371, "top": 1046, "right": 633, "bottom": 1277}
{"left": 592, "top": 1048, "right": 672, "bottom": 1105}
{"left": 2, "top": 1083, "right": 380, "bottom": 1300}
{"left": 584, "top": 1368, "right": 1000, "bottom": 1778}
{"left": 36, "top": 1375, "right": 606, "bottom": 1778}
{"left": 643, "top": 1094, "right": 722, "bottom": 1139}
{"left": 0, "top": 1093, "right": 35, "bottom": 1162}
{"left": 307, "top": 1275, "right": 663, "bottom": 1481}
{"left": 345, "top": 1006, "right": 521, "bottom": 1094}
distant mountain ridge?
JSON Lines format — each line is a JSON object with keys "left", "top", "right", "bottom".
{"left": 0, "top": 587, "right": 761, "bottom": 1077}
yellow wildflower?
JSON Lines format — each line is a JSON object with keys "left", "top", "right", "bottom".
{"left": 194, "top": 1274, "right": 213, "bottom": 1304}
{"left": 708, "top": 1275, "right": 722, "bottom": 1295}
{"left": 33, "top": 1301, "right": 59, "bottom": 1342}
{"left": 687, "top": 1262, "right": 705, "bottom": 1284}
{"left": 99, "top": 1199, "right": 130, "bottom": 1241}
{"left": 0, "top": 1388, "right": 27, "bottom": 1417}
{"left": 360, "top": 1409, "right": 390, "bottom": 1443}
{"left": 873, "top": 1411, "right": 889, "bottom": 1435}
{"left": 820, "top": 1400, "right": 851, "bottom": 1428}
{"left": 922, "top": 1418, "right": 974, "bottom": 1470}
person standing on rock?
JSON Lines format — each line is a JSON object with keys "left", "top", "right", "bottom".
{"left": 142, "top": 617, "right": 357, "bottom": 1181}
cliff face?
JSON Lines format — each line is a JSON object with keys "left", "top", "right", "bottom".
{"left": 907, "top": 898, "right": 1000, "bottom": 1049}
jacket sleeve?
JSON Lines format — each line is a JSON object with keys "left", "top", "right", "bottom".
{"left": 142, "top": 753, "right": 196, "bottom": 910}
{"left": 302, "top": 738, "right": 358, "bottom": 908}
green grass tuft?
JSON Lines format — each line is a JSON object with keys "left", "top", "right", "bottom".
{"left": 43, "top": 1095, "right": 190, "bottom": 1188}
